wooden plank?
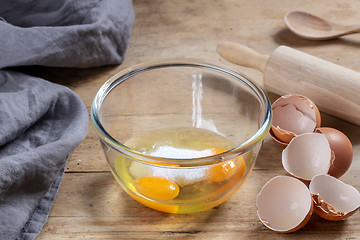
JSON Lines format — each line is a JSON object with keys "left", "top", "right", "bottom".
{"left": 37, "top": 215, "right": 360, "bottom": 240}
{"left": 37, "top": 170, "right": 360, "bottom": 239}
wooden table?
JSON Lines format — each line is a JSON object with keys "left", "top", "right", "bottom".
{"left": 38, "top": 0, "right": 360, "bottom": 239}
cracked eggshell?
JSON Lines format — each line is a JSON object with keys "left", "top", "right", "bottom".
{"left": 315, "top": 127, "right": 353, "bottom": 178}
{"left": 309, "top": 174, "right": 360, "bottom": 221}
{"left": 271, "top": 94, "right": 321, "bottom": 145}
{"left": 256, "top": 176, "right": 313, "bottom": 233}
{"left": 282, "top": 133, "right": 332, "bottom": 182}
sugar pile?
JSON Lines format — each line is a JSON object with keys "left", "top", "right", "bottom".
{"left": 150, "top": 146, "right": 214, "bottom": 159}
{"left": 129, "top": 146, "right": 214, "bottom": 186}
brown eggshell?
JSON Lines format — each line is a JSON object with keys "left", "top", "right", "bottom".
{"left": 271, "top": 94, "right": 321, "bottom": 145}
{"left": 315, "top": 127, "right": 353, "bottom": 178}
{"left": 269, "top": 127, "right": 294, "bottom": 146}
{"left": 309, "top": 174, "right": 360, "bottom": 221}
{"left": 256, "top": 176, "right": 313, "bottom": 233}
{"left": 282, "top": 133, "right": 332, "bottom": 182}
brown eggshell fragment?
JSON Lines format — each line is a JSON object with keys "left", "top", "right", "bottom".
{"left": 309, "top": 174, "right": 360, "bottom": 221}
{"left": 271, "top": 94, "right": 321, "bottom": 145}
{"left": 269, "top": 127, "right": 294, "bottom": 146}
{"left": 282, "top": 133, "right": 331, "bottom": 182}
{"left": 315, "top": 127, "right": 353, "bottom": 178}
{"left": 256, "top": 176, "right": 313, "bottom": 233}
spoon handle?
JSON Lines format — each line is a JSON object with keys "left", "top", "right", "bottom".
{"left": 330, "top": 26, "right": 360, "bottom": 39}
{"left": 216, "top": 42, "right": 269, "bottom": 72}
{"left": 346, "top": 25, "right": 360, "bottom": 34}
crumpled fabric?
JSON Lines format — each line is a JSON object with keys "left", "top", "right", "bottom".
{"left": 0, "top": 0, "right": 134, "bottom": 239}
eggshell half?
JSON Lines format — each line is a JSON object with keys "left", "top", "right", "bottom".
{"left": 309, "top": 174, "right": 360, "bottom": 221}
{"left": 282, "top": 133, "right": 332, "bottom": 181}
{"left": 315, "top": 127, "right": 353, "bottom": 178}
{"left": 256, "top": 176, "right": 313, "bottom": 233}
{"left": 271, "top": 94, "right": 321, "bottom": 145}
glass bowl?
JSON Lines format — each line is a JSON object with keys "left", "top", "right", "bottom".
{"left": 91, "top": 58, "right": 272, "bottom": 214}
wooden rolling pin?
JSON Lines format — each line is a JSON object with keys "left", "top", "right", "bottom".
{"left": 217, "top": 42, "right": 360, "bottom": 126}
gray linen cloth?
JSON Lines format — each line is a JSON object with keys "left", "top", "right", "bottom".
{"left": 0, "top": 0, "right": 134, "bottom": 239}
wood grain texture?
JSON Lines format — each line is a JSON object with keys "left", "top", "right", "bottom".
{"left": 37, "top": 0, "right": 360, "bottom": 239}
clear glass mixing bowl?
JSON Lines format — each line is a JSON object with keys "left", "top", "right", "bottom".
{"left": 91, "top": 59, "right": 272, "bottom": 214}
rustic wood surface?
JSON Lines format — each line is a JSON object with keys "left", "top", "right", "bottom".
{"left": 37, "top": 0, "right": 360, "bottom": 239}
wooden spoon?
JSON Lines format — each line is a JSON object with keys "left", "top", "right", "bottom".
{"left": 284, "top": 11, "right": 360, "bottom": 40}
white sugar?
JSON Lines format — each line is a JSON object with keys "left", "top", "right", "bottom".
{"left": 149, "top": 145, "right": 214, "bottom": 159}
{"left": 150, "top": 146, "right": 210, "bottom": 186}
{"left": 129, "top": 146, "right": 213, "bottom": 186}
{"left": 152, "top": 167, "right": 206, "bottom": 186}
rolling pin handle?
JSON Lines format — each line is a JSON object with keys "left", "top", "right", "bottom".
{"left": 216, "top": 42, "right": 269, "bottom": 72}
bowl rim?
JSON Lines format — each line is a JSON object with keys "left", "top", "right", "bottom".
{"left": 91, "top": 58, "right": 272, "bottom": 165}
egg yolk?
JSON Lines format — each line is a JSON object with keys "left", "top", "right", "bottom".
{"left": 207, "top": 160, "right": 237, "bottom": 182}
{"left": 206, "top": 148, "right": 240, "bottom": 182}
{"left": 129, "top": 192, "right": 179, "bottom": 213}
{"left": 134, "top": 176, "right": 180, "bottom": 201}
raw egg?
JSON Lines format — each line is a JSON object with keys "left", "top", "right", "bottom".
{"left": 270, "top": 94, "right": 321, "bottom": 145}
{"left": 207, "top": 160, "right": 237, "bottom": 182}
{"left": 129, "top": 192, "right": 180, "bottom": 213}
{"left": 134, "top": 176, "right": 180, "bottom": 201}
{"left": 206, "top": 148, "right": 239, "bottom": 182}
{"left": 256, "top": 176, "right": 313, "bottom": 233}
{"left": 309, "top": 174, "right": 360, "bottom": 221}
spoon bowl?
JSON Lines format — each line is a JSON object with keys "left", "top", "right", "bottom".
{"left": 284, "top": 11, "right": 360, "bottom": 40}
